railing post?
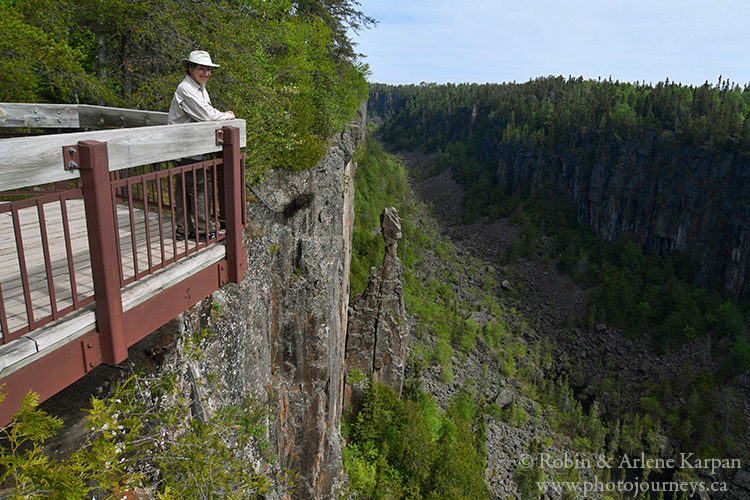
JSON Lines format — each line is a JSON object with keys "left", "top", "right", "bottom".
{"left": 221, "top": 126, "right": 246, "bottom": 283}
{"left": 78, "top": 140, "right": 127, "bottom": 364}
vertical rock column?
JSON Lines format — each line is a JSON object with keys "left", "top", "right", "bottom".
{"left": 346, "top": 207, "right": 408, "bottom": 396}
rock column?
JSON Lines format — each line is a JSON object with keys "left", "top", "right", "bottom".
{"left": 346, "top": 207, "right": 408, "bottom": 395}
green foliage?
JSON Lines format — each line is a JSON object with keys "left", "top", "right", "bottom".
{"left": 589, "top": 245, "right": 747, "bottom": 356}
{"left": 0, "top": 2, "right": 115, "bottom": 103}
{"left": 350, "top": 138, "right": 413, "bottom": 296}
{"left": 0, "top": 392, "right": 89, "bottom": 499}
{"left": 347, "top": 368, "right": 366, "bottom": 385}
{"left": 1, "top": 0, "right": 369, "bottom": 175}
{"left": 292, "top": 0, "right": 376, "bottom": 64}
{"left": 372, "top": 81, "right": 749, "bottom": 356}
{"left": 183, "top": 327, "right": 216, "bottom": 361}
{"left": 374, "top": 77, "right": 750, "bottom": 156}
{"left": 210, "top": 301, "right": 223, "bottom": 320}
{"left": 458, "top": 319, "right": 478, "bottom": 352}
{"left": 482, "top": 320, "right": 510, "bottom": 348}
{"left": 515, "top": 440, "right": 546, "bottom": 499}
{"left": 0, "top": 376, "right": 273, "bottom": 499}
{"left": 343, "top": 380, "right": 487, "bottom": 499}
{"left": 498, "top": 402, "right": 528, "bottom": 428}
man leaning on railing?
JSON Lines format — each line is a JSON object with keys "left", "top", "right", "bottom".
{"left": 168, "top": 50, "right": 235, "bottom": 242}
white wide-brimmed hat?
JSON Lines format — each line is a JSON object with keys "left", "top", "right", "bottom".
{"left": 182, "top": 50, "right": 220, "bottom": 68}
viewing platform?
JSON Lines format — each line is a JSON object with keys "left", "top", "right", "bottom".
{"left": 0, "top": 103, "right": 248, "bottom": 424}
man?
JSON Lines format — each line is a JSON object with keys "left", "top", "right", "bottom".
{"left": 168, "top": 50, "right": 235, "bottom": 241}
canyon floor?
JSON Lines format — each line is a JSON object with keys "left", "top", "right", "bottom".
{"left": 394, "top": 147, "right": 750, "bottom": 498}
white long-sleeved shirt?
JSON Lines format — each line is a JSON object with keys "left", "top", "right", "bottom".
{"left": 167, "top": 75, "right": 234, "bottom": 124}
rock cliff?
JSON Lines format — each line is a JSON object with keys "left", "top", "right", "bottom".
{"left": 493, "top": 133, "right": 749, "bottom": 299}
{"left": 228, "top": 115, "right": 363, "bottom": 497}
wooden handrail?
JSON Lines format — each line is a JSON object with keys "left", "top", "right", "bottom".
{"left": 0, "top": 103, "right": 168, "bottom": 129}
{"left": 0, "top": 119, "right": 246, "bottom": 191}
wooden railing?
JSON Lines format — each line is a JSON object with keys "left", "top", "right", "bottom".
{"left": 0, "top": 102, "right": 167, "bottom": 130}
{"left": 0, "top": 109, "right": 248, "bottom": 423}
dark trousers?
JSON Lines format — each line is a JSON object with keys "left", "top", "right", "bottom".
{"left": 174, "top": 158, "right": 215, "bottom": 235}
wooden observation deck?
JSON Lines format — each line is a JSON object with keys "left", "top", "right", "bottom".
{"left": 0, "top": 103, "right": 248, "bottom": 424}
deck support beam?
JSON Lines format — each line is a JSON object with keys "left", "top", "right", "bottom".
{"left": 221, "top": 126, "right": 247, "bottom": 283}
{"left": 0, "top": 330, "right": 100, "bottom": 425}
{"left": 78, "top": 140, "right": 128, "bottom": 365}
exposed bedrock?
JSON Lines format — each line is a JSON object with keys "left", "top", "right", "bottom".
{"left": 493, "top": 134, "right": 749, "bottom": 299}
{"left": 345, "top": 207, "right": 408, "bottom": 398}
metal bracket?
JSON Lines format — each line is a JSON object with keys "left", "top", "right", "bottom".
{"left": 81, "top": 334, "right": 102, "bottom": 372}
{"left": 219, "top": 262, "right": 228, "bottom": 286}
{"left": 62, "top": 144, "right": 80, "bottom": 170}
{"left": 215, "top": 128, "right": 224, "bottom": 146}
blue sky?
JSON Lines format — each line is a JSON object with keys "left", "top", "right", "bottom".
{"left": 351, "top": 0, "right": 750, "bottom": 87}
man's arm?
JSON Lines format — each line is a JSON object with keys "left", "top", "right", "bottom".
{"left": 177, "top": 84, "right": 234, "bottom": 121}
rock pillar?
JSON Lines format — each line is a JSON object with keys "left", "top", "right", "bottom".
{"left": 346, "top": 207, "right": 408, "bottom": 395}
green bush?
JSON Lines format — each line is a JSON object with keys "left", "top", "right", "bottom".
{"left": 343, "top": 380, "right": 487, "bottom": 499}
{"left": 0, "top": 376, "right": 273, "bottom": 499}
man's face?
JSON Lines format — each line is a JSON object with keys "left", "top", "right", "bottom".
{"left": 191, "top": 64, "right": 212, "bottom": 86}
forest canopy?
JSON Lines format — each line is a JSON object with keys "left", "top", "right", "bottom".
{"left": 370, "top": 78, "right": 749, "bottom": 367}
{"left": 0, "top": 0, "right": 370, "bottom": 175}
{"left": 372, "top": 77, "right": 750, "bottom": 155}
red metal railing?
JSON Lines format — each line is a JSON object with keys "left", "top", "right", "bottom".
{"left": 0, "top": 129, "right": 247, "bottom": 348}
{"left": 0, "top": 121, "right": 247, "bottom": 425}
{"left": 110, "top": 158, "right": 228, "bottom": 287}
{"left": 0, "top": 187, "right": 95, "bottom": 343}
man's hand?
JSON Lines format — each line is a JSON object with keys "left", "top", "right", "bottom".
{"left": 226, "top": 110, "right": 235, "bottom": 119}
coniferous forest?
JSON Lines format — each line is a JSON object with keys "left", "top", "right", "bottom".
{"left": 370, "top": 79, "right": 748, "bottom": 367}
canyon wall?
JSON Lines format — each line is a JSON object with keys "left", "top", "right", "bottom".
{"left": 492, "top": 133, "right": 749, "bottom": 299}
{"left": 369, "top": 92, "right": 748, "bottom": 298}
{"left": 227, "top": 114, "right": 363, "bottom": 497}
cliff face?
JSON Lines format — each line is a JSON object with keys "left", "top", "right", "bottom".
{"left": 493, "top": 133, "right": 749, "bottom": 299}
{"left": 241, "top": 120, "right": 363, "bottom": 497}
{"left": 367, "top": 90, "right": 407, "bottom": 118}
{"left": 146, "top": 114, "right": 365, "bottom": 498}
